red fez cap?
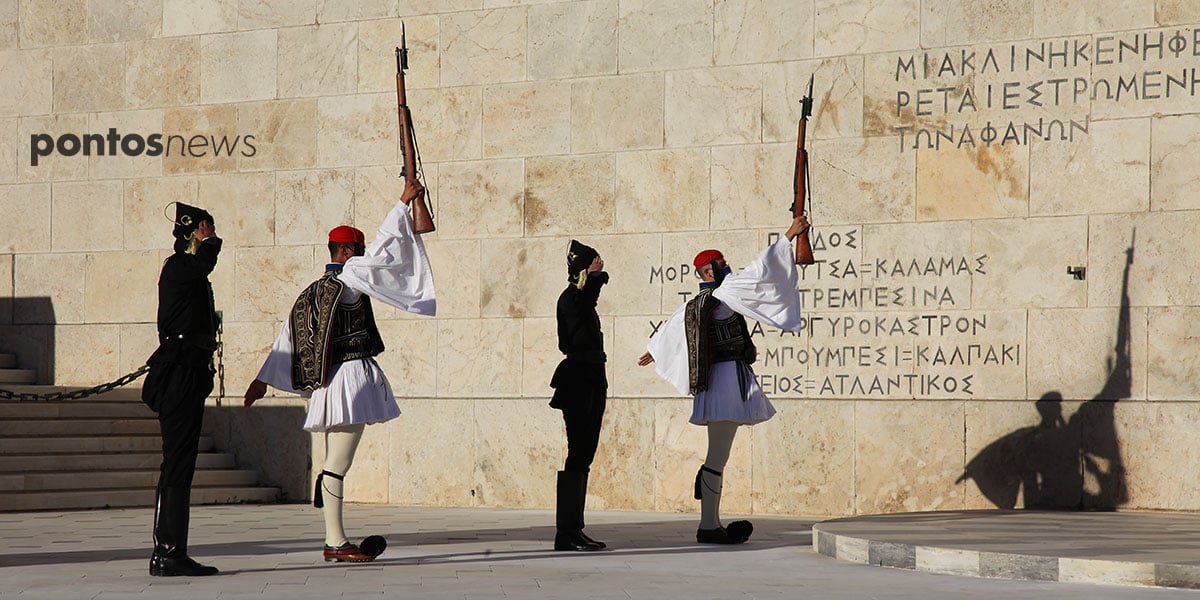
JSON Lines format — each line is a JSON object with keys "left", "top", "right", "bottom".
{"left": 328, "top": 225, "right": 365, "bottom": 244}
{"left": 693, "top": 249, "right": 724, "bottom": 270}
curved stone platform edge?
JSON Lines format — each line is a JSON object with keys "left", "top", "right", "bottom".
{"left": 812, "top": 521, "right": 1200, "bottom": 590}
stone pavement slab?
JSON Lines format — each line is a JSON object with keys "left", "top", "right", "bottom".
{"left": 1, "top": 504, "right": 1198, "bottom": 599}
{"left": 814, "top": 510, "right": 1200, "bottom": 590}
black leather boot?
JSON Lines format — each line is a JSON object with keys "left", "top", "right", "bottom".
{"left": 150, "top": 486, "right": 218, "bottom": 576}
{"left": 554, "top": 471, "right": 602, "bottom": 551}
{"left": 576, "top": 472, "right": 606, "bottom": 549}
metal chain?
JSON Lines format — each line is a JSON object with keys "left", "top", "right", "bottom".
{"left": 0, "top": 364, "right": 150, "bottom": 402}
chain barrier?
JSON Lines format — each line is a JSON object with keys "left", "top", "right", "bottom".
{"left": 0, "top": 364, "right": 150, "bottom": 402}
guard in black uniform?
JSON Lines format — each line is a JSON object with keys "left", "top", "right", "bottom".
{"left": 142, "top": 203, "right": 221, "bottom": 577}
{"left": 549, "top": 240, "right": 609, "bottom": 551}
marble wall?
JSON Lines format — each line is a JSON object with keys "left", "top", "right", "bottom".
{"left": 1, "top": 0, "right": 1199, "bottom": 517}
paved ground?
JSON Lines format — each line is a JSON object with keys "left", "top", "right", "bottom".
{"left": 2, "top": 504, "right": 1199, "bottom": 599}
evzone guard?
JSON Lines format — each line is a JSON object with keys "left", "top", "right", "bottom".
{"left": 640, "top": 215, "right": 810, "bottom": 544}
{"left": 243, "top": 178, "right": 435, "bottom": 562}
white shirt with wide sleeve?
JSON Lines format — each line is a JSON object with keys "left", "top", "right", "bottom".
{"left": 646, "top": 236, "right": 801, "bottom": 425}
{"left": 254, "top": 201, "right": 436, "bottom": 432}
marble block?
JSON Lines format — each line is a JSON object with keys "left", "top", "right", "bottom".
{"left": 398, "top": 0, "right": 482, "bottom": 14}
{"left": 520, "top": 317, "right": 557, "bottom": 398}
{"left": 917, "top": 547, "right": 979, "bottom": 577}
{"left": 86, "top": 111, "right": 163, "bottom": 180}
{"left": 763, "top": 56, "right": 865, "bottom": 143}
{"left": 278, "top": 23, "right": 358, "bottom": 98}
{"left": 1033, "top": 0, "right": 1154, "bottom": 37}
{"left": 587, "top": 398, "right": 657, "bottom": 511}
{"left": 18, "top": 0, "right": 85, "bottom": 48}
{"left": 118, "top": 323, "right": 158, "bottom": 376}
{"left": 422, "top": 237, "right": 480, "bottom": 319}
{"left": 814, "top": 0, "right": 919, "bottom": 56}
{"left": 660, "top": 229, "right": 760, "bottom": 314}
{"left": 1156, "top": 0, "right": 1200, "bottom": 23}
{"left": 809, "top": 137, "right": 916, "bottom": 225}
{"left": 317, "top": 93, "right": 396, "bottom": 168}
{"left": 318, "top": 0, "right": 397, "bottom": 22}
{"left": 571, "top": 73, "right": 663, "bottom": 153}
{"left": 665, "top": 66, "right": 762, "bottom": 148}
{"left": 714, "top": 0, "right": 814, "bottom": 65}
{"left": 529, "top": 0, "right": 617, "bottom": 80}
{"left": 653, "top": 399, "right": 753, "bottom": 513}
{"left": 373, "top": 318, "right": 439, "bottom": 398}
{"left": 440, "top": 8, "right": 527, "bottom": 87}
{"left": 0, "top": 118, "right": 14, "bottom": 182}
{"left": 435, "top": 160, "right": 523, "bottom": 239}
{"left": 854, "top": 400, "right": 966, "bottom": 514}
{"left": 1090, "top": 402, "right": 1200, "bottom": 510}
{"left": 590, "top": 233, "right": 663, "bottom": 317}
{"left": 963, "top": 399, "right": 1084, "bottom": 510}
{"left": 1030, "top": 119, "right": 1149, "bottom": 216}
{"left": 473, "top": 398, "right": 562, "bottom": 508}
{"left": 750, "top": 400, "right": 855, "bottom": 516}
{"left": 480, "top": 236, "right": 563, "bottom": 319}
{"left": 0, "top": 49, "right": 51, "bottom": 117}
{"left": 437, "top": 320, "right": 522, "bottom": 396}
{"left": 273, "top": 169, "right": 354, "bottom": 246}
{"left": 0, "top": 2, "right": 11, "bottom": 51}
{"left": 88, "top": 0, "right": 159, "bottom": 43}
{"left": 123, "top": 177, "right": 197, "bottom": 252}
{"left": 407, "top": 86, "right": 483, "bottom": 162}
{"left": 917, "top": 143, "right": 1030, "bottom": 220}
{"left": 1150, "top": 114, "right": 1200, "bottom": 212}
{"left": 524, "top": 155, "right": 615, "bottom": 237}
{"left": 617, "top": 0, "right": 712, "bottom": 73}
{"left": 358, "top": 17, "right": 438, "bottom": 93}
{"left": 1026, "top": 307, "right": 1148, "bottom": 401}
{"left": 200, "top": 30, "right": 278, "bottom": 104}
{"left": 970, "top": 216, "right": 1087, "bottom": 309}
{"left": 163, "top": 105, "right": 238, "bottom": 175}
{"left": 52, "top": 181, "right": 122, "bottom": 253}
{"left": 54, "top": 324, "right": 120, "bottom": 386}
{"left": 232, "top": 245, "right": 315, "bottom": 322}
{"left": 710, "top": 143, "right": 792, "bottom": 230}
{"left": 920, "top": 0, "right": 1034, "bottom": 47}
{"left": 163, "top": 0, "right": 237, "bottom": 36}
{"left": 610, "top": 316, "right": 680, "bottom": 399}
{"left": 196, "top": 172, "right": 275, "bottom": 248}
{"left": 351, "top": 164, "right": 404, "bottom": 231}
{"left": 614, "top": 148, "right": 709, "bottom": 234}
{"left": 483, "top": 81, "right": 570, "bottom": 158}
{"left": 127, "top": 38, "right": 200, "bottom": 109}
{"left": 0, "top": 183, "right": 50, "bottom": 253}
{"left": 0, "top": 255, "right": 9, "bottom": 323}
{"left": 236, "top": 99, "right": 319, "bottom": 171}
{"left": 238, "top": 0, "right": 317, "bottom": 29}
{"left": 1147, "top": 307, "right": 1200, "bottom": 401}
{"left": 389, "top": 399, "right": 477, "bottom": 507}
{"left": 13, "top": 253, "right": 86, "bottom": 324}
{"left": 84, "top": 252, "right": 160, "bottom": 323}
{"left": 1088, "top": 212, "right": 1200, "bottom": 308}
{"left": 53, "top": 44, "right": 125, "bottom": 113}
{"left": 214, "top": 320, "right": 280, "bottom": 399}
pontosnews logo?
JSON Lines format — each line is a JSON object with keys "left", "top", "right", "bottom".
{"left": 29, "top": 128, "right": 257, "bottom": 166}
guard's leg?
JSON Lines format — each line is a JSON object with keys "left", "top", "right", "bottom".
{"left": 696, "top": 421, "right": 752, "bottom": 544}
{"left": 319, "top": 423, "right": 374, "bottom": 561}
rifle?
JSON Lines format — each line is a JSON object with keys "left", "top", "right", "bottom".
{"left": 791, "top": 75, "right": 815, "bottom": 265}
{"left": 395, "top": 23, "right": 435, "bottom": 234}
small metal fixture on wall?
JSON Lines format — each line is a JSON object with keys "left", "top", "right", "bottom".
{"left": 1067, "top": 266, "right": 1086, "bottom": 280}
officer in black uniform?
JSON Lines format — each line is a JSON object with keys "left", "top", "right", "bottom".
{"left": 549, "top": 240, "right": 609, "bottom": 551}
{"left": 141, "top": 203, "right": 221, "bottom": 577}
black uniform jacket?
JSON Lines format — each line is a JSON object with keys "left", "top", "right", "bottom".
{"left": 549, "top": 272, "right": 608, "bottom": 408}
{"left": 146, "top": 237, "right": 222, "bottom": 370}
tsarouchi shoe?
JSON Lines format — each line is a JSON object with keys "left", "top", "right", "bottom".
{"left": 323, "top": 542, "right": 376, "bottom": 562}
{"left": 696, "top": 520, "right": 753, "bottom": 545}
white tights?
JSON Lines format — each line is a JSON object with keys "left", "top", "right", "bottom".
{"left": 321, "top": 423, "right": 365, "bottom": 547}
{"left": 699, "top": 421, "right": 738, "bottom": 529}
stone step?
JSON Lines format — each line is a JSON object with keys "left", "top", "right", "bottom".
{"left": 0, "top": 469, "right": 261, "bottom": 492}
{"left": 0, "top": 418, "right": 160, "bottom": 437}
{"left": 0, "top": 401, "right": 157, "bottom": 420}
{"left": 0, "top": 435, "right": 213, "bottom": 455}
{"left": 0, "top": 354, "right": 15, "bottom": 369}
{"left": 0, "top": 370, "right": 36, "bottom": 385}
{"left": 0, "top": 486, "right": 281, "bottom": 512}
{"left": 0, "top": 452, "right": 236, "bottom": 473}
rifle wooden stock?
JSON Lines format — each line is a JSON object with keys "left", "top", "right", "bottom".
{"left": 793, "top": 115, "right": 815, "bottom": 265}
{"left": 395, "top": 49, "right": 435, "bottom": 234}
